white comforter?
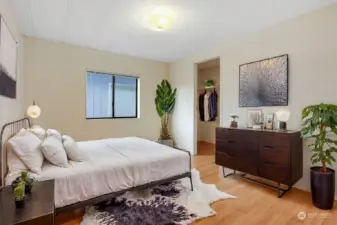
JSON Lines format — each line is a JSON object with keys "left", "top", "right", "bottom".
{"left": 6, "top": 137, "right": 190, "bottom": 208}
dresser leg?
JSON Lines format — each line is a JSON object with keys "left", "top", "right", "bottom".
{"left": 277, "top": 183, "right": 281, "bottom": 197}
{"left": 223, "top": 167, "right": 236, "bottom": 178}
{"left": 278, "top": 185, "right": 292, "bottom": 198}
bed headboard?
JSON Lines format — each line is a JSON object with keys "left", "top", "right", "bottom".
{"left": 0, "top": 118, "right": 30, "bottom": 187}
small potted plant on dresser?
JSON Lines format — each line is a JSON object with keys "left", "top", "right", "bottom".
{"left": 14, "top": 181, "right": 25, "bottom": 208}
{"left": 230, "top": 115, "right": 239, "bottom": 128}
{"left": 301, "top": 104, "right": 337, "bottom": 210}
{"left": 155, "top": 80, "right": 177, "bottom": 147}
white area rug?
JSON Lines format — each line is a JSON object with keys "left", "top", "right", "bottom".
{"left": 81, "top": 169, "right": 236, "bottom": 225}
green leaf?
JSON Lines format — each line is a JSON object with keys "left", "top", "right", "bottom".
{"left": 301, "top": 103, "right": 337, "bottom": 166}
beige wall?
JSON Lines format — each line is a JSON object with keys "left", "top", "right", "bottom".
{"left": 0, "top": 0, "right": 25, "bottom": 134}
{"left": 24, "top": 37, "right": 168, "bottom": 141}
{"left": 169, "top": 5, "right": 337, "bottom": 195}
{"left": 197, "top": 67, "right": 220, "bottom": 144}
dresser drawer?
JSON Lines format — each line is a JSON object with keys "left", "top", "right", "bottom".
{"left": 216, "top": 128, "right": 258, "bottom": 144}
{"left": 259, "top": 145, "right": 289, "bottom": 165}
{"left": 216, "top": 127, "right": 230, "bottom": 139}
{"left": 217, "top": 140, "right": 257, "bottom": 156}
{"left": 215, "top": 152, "right": 238, "bottom": 170}
{"left": 258, "top": 163, "right": 291, "bottom": 185}
{"left": 259, "top": 132, "right": 291, "bottom": 147}
{"left": 237, "top": 159, "right": 258, "bottom": 176}
{"left": 216, "top": 140, "right": 231, "bottom": 154}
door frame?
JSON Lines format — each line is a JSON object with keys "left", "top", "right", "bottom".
{"left": 193, "top": 56, "right": 221, "bottom": 155}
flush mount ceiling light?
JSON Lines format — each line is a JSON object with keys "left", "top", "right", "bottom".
{"left": 147, "top": 7, "right": 176, "bottom": 31}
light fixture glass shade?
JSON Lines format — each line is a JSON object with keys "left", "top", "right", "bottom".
{"left": 148, "top": 7, "right": 176, "bottom": 31}
{"left": 27, "top": 104, "right": 41, "bottom": 119}
{"left": 275, "top": 110, "right": 290, "bottom": 122}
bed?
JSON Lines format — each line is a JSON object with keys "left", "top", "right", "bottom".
{"left": 0, "top": 118, "right": 192, "bottom": 213}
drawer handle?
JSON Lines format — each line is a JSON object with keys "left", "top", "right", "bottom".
{"left": 263, "top": 145, "right": 274, "bottom": 149}
{"left": 264, "top": 162, "right": 277, "bottom": 165}
{"left": 228, "top": 141, "right": 235, "bottom": 143}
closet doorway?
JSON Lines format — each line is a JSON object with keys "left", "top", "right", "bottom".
{"left": 196, "top": 58, "right": 220, "bottom": 155}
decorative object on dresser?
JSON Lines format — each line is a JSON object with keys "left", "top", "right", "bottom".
{"left": 215, "top": 127, "right": 303, "bottom": 197}
{"left": 264, "top": 113, "right": 274, "bottom": 130}
{"left": 229, "top": 115, "right": 239, "bottom": 128}
{"left": 0, "top": 180, "right": 55, "bottom": 225}
{"left": 276, "top": 110, "right": 290, "bottom": 131}
{"left": 301, "top": 103, "right": 337, "bottom": 210}
{"left": 155, "top": 79, "right": 176, "bottom": 147}
{"left": 239, "top": 54, "right": 288, "bottom": 107}
{"left": 247, "top": 110, "right": 263, "bottom": 129}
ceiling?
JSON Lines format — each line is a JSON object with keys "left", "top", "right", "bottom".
{"left": 10, "top": 0, "right": 337, "bottom": 62}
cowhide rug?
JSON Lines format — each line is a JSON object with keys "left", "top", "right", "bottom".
{"left": 81, "top": 169, "right": 236, "bottom": 225}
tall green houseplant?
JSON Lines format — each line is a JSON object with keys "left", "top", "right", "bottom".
{"left": 301, "top": 103, "right": 337, "bottom": 210}
{"left": 155, "top": 80, "right": 176, "bottom": 140}
{"left": 301, "top": 104, "right": 337, "bottom": 172}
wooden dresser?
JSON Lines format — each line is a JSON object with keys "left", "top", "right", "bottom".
{"left": 215, "top": 127, "right": 302, "bottom": 197}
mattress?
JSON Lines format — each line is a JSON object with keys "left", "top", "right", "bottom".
{"left": 5, "top": 137, "right": 190, "bottom": 208}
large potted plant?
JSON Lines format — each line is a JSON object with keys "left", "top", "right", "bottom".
{"left": 155, "top": 80, "right": 176, "bottom": 147}
{"left": 301, "top": 103, "right": 337, "bottom": 209}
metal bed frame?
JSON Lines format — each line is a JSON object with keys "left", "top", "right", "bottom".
{"left": 0, "top": 118, "right": 31, "bottom": 188}
{"left": 0, "top": 118, "right": 193, "bottom": 213}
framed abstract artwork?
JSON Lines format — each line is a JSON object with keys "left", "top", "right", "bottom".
{"left": 239, "top": 54, "right": 288, "bottom": 107}
{"left": 0, "top": 15, "right": 18, "bottom": 99}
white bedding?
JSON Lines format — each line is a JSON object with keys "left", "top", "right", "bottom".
{"left": 6, "top": 137, "right": 190, "bottom": 208}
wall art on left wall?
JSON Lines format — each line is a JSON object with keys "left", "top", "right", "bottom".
{"left": 0, "top": 15, "right": 17, "bottom": 99}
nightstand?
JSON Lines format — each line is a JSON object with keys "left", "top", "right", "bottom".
{"left": 0, "top": 180, "right": 55, "bottom": 225}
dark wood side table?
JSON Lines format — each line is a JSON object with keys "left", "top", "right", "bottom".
{"left": 0, "top": 180, "right": 55, "bottom": 225}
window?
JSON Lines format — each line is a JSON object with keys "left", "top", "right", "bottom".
{"left": 86, "top": 71, "right": 138, "bottom": 119}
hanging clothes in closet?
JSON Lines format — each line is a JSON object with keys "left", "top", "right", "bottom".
{"left": 198, "top": 91, "right": 205, "bottom": 121}
{"left": 209, "top": 90, "right": 218, "bottom": 121}
{"left": 204, "top": 91, "right": 211, "bottom": 121}
{"left": 198, "top": 89, "right": 218, "bottom": 122}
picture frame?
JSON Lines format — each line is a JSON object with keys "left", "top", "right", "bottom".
{"left": 264, "top": 113, "right": 274, "bottom": 130}
{"left": 247, "top": 110, "right": 262, "bottom": 128}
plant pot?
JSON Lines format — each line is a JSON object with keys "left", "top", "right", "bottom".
{"left": 230, "top": 122, "right": 238, "bottom": 128}
{"left": 15, "top": 199, "right": 25, "bottom": 209}
{"left": 310, "top": 166, "right": 335, "bottom": 210}
{"left": 25, "top": 184, "right": 32, "bottom": 194}
{"left": 158, "top": 139, "right": 174, "bottom": 147}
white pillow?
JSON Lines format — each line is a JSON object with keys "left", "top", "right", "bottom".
{"left": 6, "top": 141, "right": 29, "bottom": 175}
{"left": 41, "top": 136, "right": 69, "bottom": 168}
{"left": 28, "top": 125, "right": 46, "bottom": 140}
{"left": 62, "top": 135, "right": 86, "bottom": 162}
{"left": 7, "top": 130, "right": 44, "bottom": 173}
{"left": 46, "top": 129, "right": 62, "bottom": 141}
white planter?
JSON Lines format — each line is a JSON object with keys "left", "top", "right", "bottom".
{"left": 158, "top": 139, "right": 174, "bottom": 147}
